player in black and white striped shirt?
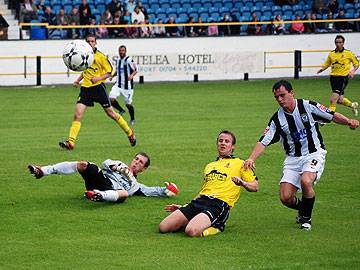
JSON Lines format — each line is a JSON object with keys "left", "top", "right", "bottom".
{"left": 244, "top": 80, "right": 359, "bottom": 230}
{"left": 109, "top": 45, "right": 138, "bottom": 126}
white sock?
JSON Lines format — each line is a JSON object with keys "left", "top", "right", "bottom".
{"left": 97, "top": 190, "right": 119, "bottom": 202}
{"left": 41, "top": 161, "right": 78, "bottom": 175}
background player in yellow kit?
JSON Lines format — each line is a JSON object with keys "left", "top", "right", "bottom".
{"left": 59, "top": 34, "right": 136, "bottom": 150}
{"left": 317, "top": 35, "right": 359, "bottom": 116}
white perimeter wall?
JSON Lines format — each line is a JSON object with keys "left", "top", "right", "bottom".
{"left": 0, "top": 33, "right": 359, "bottom": 86}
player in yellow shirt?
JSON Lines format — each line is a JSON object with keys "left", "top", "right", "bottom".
{"left": 159, "top": 130, "right": 259, "bottom": 237}
{"left": 59, "top": 34, "right": 136, "bottom": 150}
{"left": 317, "top": 35, "right": 359, "bottom": 116}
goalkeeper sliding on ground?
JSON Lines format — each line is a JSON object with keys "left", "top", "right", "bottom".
{"left": 28, "top": 152, "right": 179, "bottom": 203}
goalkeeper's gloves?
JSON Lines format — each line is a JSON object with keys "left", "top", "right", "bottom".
{"left": 115, "top": 165, "right": 134, "bottom": 182}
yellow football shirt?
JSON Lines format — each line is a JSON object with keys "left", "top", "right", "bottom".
{"left": 82, "top": 49, "right": 113, "bottom": 87}
{"left": 198, "top": 157, "right": 257, "bottom": 207}
{"left": 323, "top": 49, "right": 359, "bottom": 76}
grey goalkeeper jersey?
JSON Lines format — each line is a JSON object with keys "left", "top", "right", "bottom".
{"left": 101, "top": 159, "right": 166, "bottom": 197}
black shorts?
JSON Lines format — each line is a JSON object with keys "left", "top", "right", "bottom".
{"left": 179, "top": 195, "right": 230, "bottom": 231}
{"left": 77, "top": 83, "right": 111, "bottom": 108}
{"left": 330, "top": 75, "right": 349, "bottom": 95}
{"left": 79, "top": 163, "right": 113, "bottom": 191}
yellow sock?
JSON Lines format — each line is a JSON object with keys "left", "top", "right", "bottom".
{"left": 329, "top": 103, "right": 337, "bottom": 112}
{"left": 68, "top": 121, "right": 81, "bottom": 143}
{"left": 116, "top": 116, "right": 132, "bottom": 136}
{"left": 341, "top": 97, "right": 352, "bottom": 107}
{"left": 201, "top": 227, "right": 221, "bottom": 237}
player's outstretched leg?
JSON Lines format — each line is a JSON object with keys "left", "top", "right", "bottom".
{"left": 28, "top": 164, "right": 44, "bottom": 179}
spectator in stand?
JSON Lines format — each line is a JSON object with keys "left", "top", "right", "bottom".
{"left": 101, "top": 9, "right": 113, "bottom": 25}
{"left": 87, "top": 17, "right": 98, "bottom": 37}
{"left": 153, "top": 18, "right": 166, "bottom": 37}
{"left": 140, "top": 18, "right": 153, "bottom": 37}
{"left": 97, "top": 18, "right": 109, "bottom": 38}
{"left": 230, "top": 14, "right": 240, "bottom": 35}
{"left": 194, "top": 16, "right": 207, "bottom": 36}
{"left": 290, "top": 14, "right": 304, "bottom": 34}
{"left": 107, "top": 0, "right": 123, "bottom": 17}
{"left": 327, "top": 0, "right": 339, "bottom": 14}
{"left": 110, "top": 16, "right": 123, "bottom": 37}
{"left": 247, "top": 12, "right": 261, "bottom": 35}
{"left": 207, "top": 19, "right": 219, "bottom": 36}
{"left": 312, "top": 0, "right": 328, "bottom": 15}
{"left": 126, "top": 0, "right": 136, "bottom": 15}
{"left": 132, "top": 6, "right": 145, "bottom": 24}
{"left": 335, "top": 9, "right": 353, "bottom": 32}
{"left": 324, "top": 11, "right": 336, "bottom": 32}
{"left": 56, "top": 7, "right": 69, "bottom": 38}
{"left": 42, "top": 6, "right": 56, "bottom": 25}
{"left": 20, "top": 0, "right": 38, "bottom": 23}
{"left": 68, "top": 6, "right": 80, "bottom": 25}
{"left": 218, "top": 14, "right": 231, "bottom": 36}
{"left": 273, "top": 14, "right": 285, "bottom": 34}
{"left": 0, "top": 14, "right": 9, "bottom": 39}
{"left": 185, "top": 16, "right": 197, "bottom": 37}
{"left": 121, "top": 10, "right": 131, "bottom": 25}
{"left": 303, "top": 13, "right": 316, "bottom": 33}
{"left": 125, "top": 19, "right": 139, "bottom": 38}
{"left": 79, "top": 7, "right": 92, "bottom": 38}
{"left": 79, "top": 0, "right": 91, "bottom": 17}
{"left": 34, "top": 0, "right": 45, "bottom": 11}
{"left": 137, "top": 1, "right": 148, "bottom": 20}
{"left": 165, "top": 16, "right": 179, "bottom": 37}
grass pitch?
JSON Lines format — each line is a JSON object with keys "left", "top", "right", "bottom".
{"left": 0, "top": 78, "right": 359, "bottom": 269}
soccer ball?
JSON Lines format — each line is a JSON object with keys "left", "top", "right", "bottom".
{"left": 164, "top": 182, "right": 179, "bottom": 197}
{"left": 62, "top": 40, "right": 94, "bottom": 71}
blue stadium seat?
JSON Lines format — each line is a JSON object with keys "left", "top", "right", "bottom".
{"left": 219, "top": 7, "right": 230, "bottom": 14}
{"left": 30, "top": 20, "right": 47, "bottom": 40}
{"left": 203, "top": 2, "right": 212, "bottom": 9}
{"left": 172, "top": 3, "right": 181, "bottom": 9}
{"left": 263, "top": 11, "right": 272, "bottom": 17}
{"left": 189, "top": 13, "right": 198, "bottom": 21}
{"left": 261, "top": 15, "right": 271, "bottom": 21}
{"left": 198, "top": 7, "right": 208, "bottom": 14}
{"left": 156, "top": 7, "right": 166, "bottom": 15}
{"left": 210, "top": 12, "right": 220, "bottom": 21}
{"left": 262, "top": 5, "right": 271, "bottom": 12}
{"left": 282, "top": 5, "right": 292, "bottom": 12}
{"left": 255, "top": 2, "right": 264, "bottom": 10}
{"left": 213, "top": 3, "right": 223, "bottom": 9}
{"left": 303, "top": 4, "right": 312, "bottom": 12}
{"left": 234, "top": 2, "right": 243, "bottom": 10}
{"left": 193, "top": 3, "right": 202, "bottom": 9}
{"left": 97, "top": 4, "right": 106, "bottom": 15}
{"left": 293, "top": 5, "right": 303, "bottom": 12}
{"left": 244, "top": 2, "right": 253, "bottom": 9}
{"left": 294, "top": 10, "right": 304, "bottom": 17}
{"left": 272, "top": 5, "right": 282, "bottom": 12}
{"left": 242, "top": 6, "right": 251, "bottom": 13}
{"left": 200, "top": 12, "right": 209, "bottom": 22}
{"left": 167, "top": 7, "right": 177, "bottom": 15}
{"left": 151, "top": 3, "right": 160, "bottom": 10}
{"left": 52, "top": 4, "right": 62, "bottom": 14}
{"left": 182, "top": 3, "right": 191, "bottom": 9}
{"left": 265, "top": 1, "right": 274, "bottom": 7}
{"left": 284, "top": 10, "right": 293, "bottom": 18}
{"left": 345, "top": 12, "right": 355, "bottom": 18}
{"left": 240, "top": 15, "right": 250, "bottom": 22}
{"left": 344, "top": 3, "right": 354, "bottom": 10}
{"left": 209, "top": 7, "right": 219, "bottom": 14}
{"left": 157, "top": 13, "right": 167, "bottom": 21}
{"left": 224, "top": 2, "right": 233, "bottom": 10}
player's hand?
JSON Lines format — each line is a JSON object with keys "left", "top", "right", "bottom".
{"left": 243, "top": 158, "right": 255, "bottom": 169}
{"left": 164, "top": 204, "right": 181, "bottom": 212}
{"left": 116, "top": 165, "right": 134, "bottom": 182}
{"left": 349, "top": 70, "right": 355, "bottom": 78}
{"left": 73, "top": 80, "right": 81, "bottom": 87}
{"left": 91, "top": 76, "right": 99, "bottom": 84}
{"left": 348, "top": 119, "right": 359, "bottom": 130}
{"left": 317, "top": 68, "right": 323, "bottom": 74}
{"left": 109, "top": 76, "right": 113, "bottom": 81}
{"left": 232, "top": 176, "right": 246, "bottom": 187}
{"left": 128, "top": 75, "right": 133, "bottom": 81}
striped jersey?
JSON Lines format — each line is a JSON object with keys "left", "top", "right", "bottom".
{"left": 322, "top": 48, "right": 359, "bottom": 76}
{"left": 260, "top": 99, "right": 334, "bottom": 157}
{"left": 115, "top": 56, "right": 137, "bottom": 90}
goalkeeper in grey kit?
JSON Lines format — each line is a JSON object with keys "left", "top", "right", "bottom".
{"left": 28, "top": 152, "right": 179, "bottom": 202}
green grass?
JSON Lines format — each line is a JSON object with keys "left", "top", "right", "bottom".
{"left": 0, "top": 78, "right": 359, "bottom": 269}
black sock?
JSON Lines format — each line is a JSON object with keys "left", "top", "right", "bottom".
{"left": 126, "top": 104, "right": 135, "bottom": 121}
{"left": 299, "top": 196, "right": 315, "bottom": 222}
{"left": 111, "top": 100, "right": 125, "bottom": 113}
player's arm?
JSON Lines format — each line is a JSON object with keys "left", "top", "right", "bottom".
{"left": 332, "top": 112, "right": 359, "bottom": 130}
{"left": 109, "top": 71, "right": 117, "bottom": 81}
{"left": 232, "top": 177, "right": 259, "bottom": 192}
{"left": 349, "top": 53, "right": 359, "bottom": 78}
{"left": 317, "top": 54, "right": 331, "bottom": 74}
{"left": 73, "top": 74, "right": 83, "bottom": 87}
{"left": 128, "top": 60, "right": 138, "bottom": 81}
{"left": 91, "top": 72, "right": 111, "bottom": 84}
{"left": 243, "top": 142, "right": 266, "bottom": 170}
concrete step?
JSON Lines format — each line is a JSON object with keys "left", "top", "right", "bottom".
{"left": 0, "top": 1, "right": 27, "bottom": 39}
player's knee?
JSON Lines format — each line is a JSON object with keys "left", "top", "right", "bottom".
{"left": 185, "top": 226, "right": 201, "bottom": 237}
{"left": 280, "top": 193, "right": 293, "bottom": 206}
{"left": 77, "top": 161, "right": 88, "bottom": 172}
{"left": 159, "top": 220, "right": 171, "bottom": 233}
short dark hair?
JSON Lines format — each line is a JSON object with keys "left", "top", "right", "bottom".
{"left": 119, "top": 45, "right": 127, "bottom": 50}
{"left": 335, "top": 35, "right": 345, "bottom": 43}
{"left": 272, "top": 80, "right": 293, "bottom": 92}
{"left": 136, "top": 152, "right": 150, "bottom": 168}
{"left": 217, "top": 130, "right": 236, "bottom": 145}
{"left": 85, "top": 33, "right": 96, "bottom": 41}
